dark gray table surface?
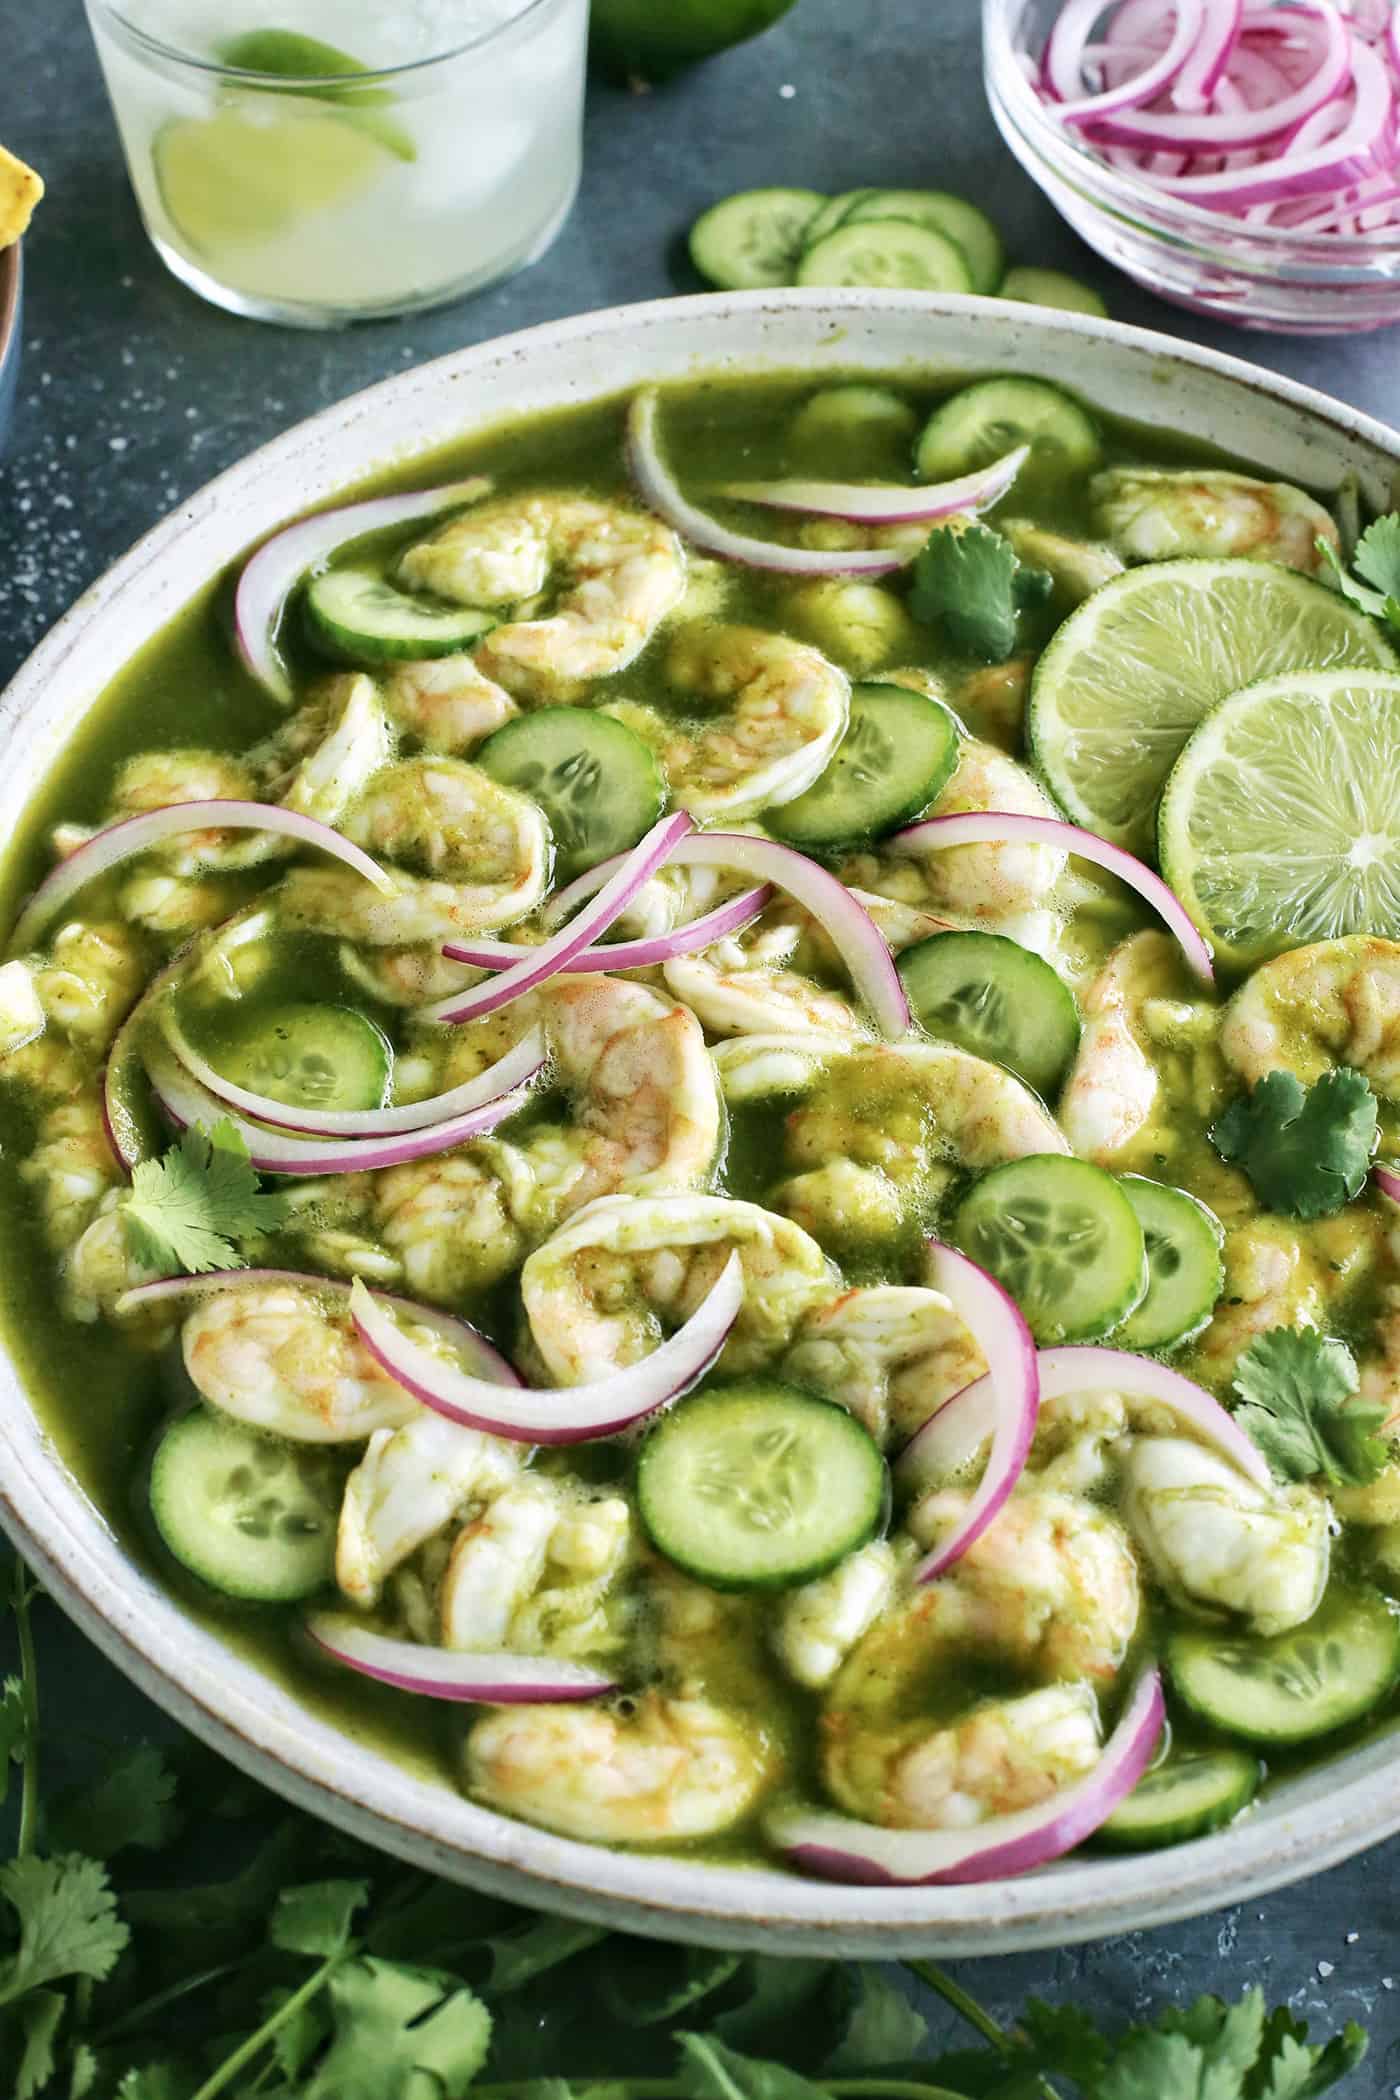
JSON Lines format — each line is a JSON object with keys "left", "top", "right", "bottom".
{"left": 3, "top": 0, "right": 1400, "bottom": 2071}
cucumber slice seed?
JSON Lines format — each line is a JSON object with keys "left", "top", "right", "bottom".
{"left": 1095, "top": 1748, "right": 1262, "bottom": 1850}
{"left": 305, "top": 566, "right": 498, "bottom": 663}
{"left": 800, "top": 189, "right": 880, "bottom": 250}
{"left": 689, "top": 187, "right": 826, "bottom": 290}
{"left": 954, "top": 1154, "right": 1148, "bottom": 1344}
{"left": 844, "top": 190, "right": 1005, "bottom": 294}
{"left": 898, "top": 930, "right": 1080, "bottom": 1100}
{"left": 999, "top": 266, "right": 1108, "bottom": 317}
{"left": 637, "top": 1383, "right": 887, "bottom": 1590}
{"left": 769, "top": 682, "right": 960, "bottom": 855}
{"left": 220, "top": 1002, "right": 393, "bottom": 1114}
{"left": 477, "top": 706, "right": 666, "bottom": 882}
{"left": 795, "top": 220, "right": 974, "bottom": 294}
{"left": 916, "top": 376, "right": 1101, "bottom": 487}
{"left": 1167, "top": 1587, "right": 1400, "bottom": 1747}
{"left": 150, "top": 1409, "right": 343, "bottom": 1603}
{"left": 1115, "top": 1177, "right": 1225, "bottom": 1351}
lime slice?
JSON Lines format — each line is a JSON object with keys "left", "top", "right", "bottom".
{"left": 1028, "top": 558, "right": 1396, "bottom": 858}
{"left": 1159, "top": 669, "right": 1400, "bottom": 968}
{"left": 219, "top": 29, "right": 416, "bottom": 162}
{"left": 154, "top": 108, "right": 386, "bottom": 251}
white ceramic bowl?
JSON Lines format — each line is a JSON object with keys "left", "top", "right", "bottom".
{"left": 3, "top": 291, "right": 1399, "bottom": 1955}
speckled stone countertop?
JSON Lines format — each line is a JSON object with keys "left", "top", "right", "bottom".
{"left": 3, "top": 0, "right": 1400, "bottom": 2068}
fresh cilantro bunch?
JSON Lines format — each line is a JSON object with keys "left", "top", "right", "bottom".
{"left": 1318, "top": 511, "right": 1400, "bottom": 635}
{"left": 1233, "top": 1327, "right": 1389, "bottom": 1488}
{"left": 1210, "top": 1068, "right": 1377, "bottom": 1220}
{"left": 910, "top": 525, "right": 1052, "bottom": 661}
{"left": 120, "top": 1121, "right": 289, "bottom": 1278}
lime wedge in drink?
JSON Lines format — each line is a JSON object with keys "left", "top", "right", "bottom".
{"left": 220, "top": 29, "right": 416, "bottom": 163}
{"left": 1159, "top": 669, "right": 1400, "bottom": 969}
{"left": 153, "top": 107, "right": 387, "bottom": 252}
{"left": 1027, "top": 559, "right": 1396, "bottom": 858}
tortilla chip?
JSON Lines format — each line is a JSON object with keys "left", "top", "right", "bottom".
{"left": 0, "top": 146, "right": 43, "bottom": 249}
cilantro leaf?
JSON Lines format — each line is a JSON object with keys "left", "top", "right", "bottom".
{"left": 1232, "top": 1328, "right": 1387, "bottom": 1487}
{"left": 300, "top": 1958, "right": 492, "bottom": 2100}
{"left": 710, "top": 1959, "right": 834, "bottom": 2056}
{"left": 49, "top": 1747, "right": 180, "bottom": 1859}
{"left": 475, "top": 1916, "right": 607, "bottom": 1995}
{"left": 825, "top": 1967, "right": 929, "bottom": 2072}
{"left": 1020, "top": 1999, "right": 1112, "bottom": 2089}
{"left": 269, "top": 1878, "right": 369, "bottom": 1959}
{"left": 16, "top": 1986, "right": 66, "bottom": 2100}
{"left": 1252, "top": 2005, "right": 1369, "bottom": 2098}
{"left": 120, "top": 1121, "right": 289, "bottom": 1278}
{"left": 676, "top": 2032, "right": 832, "bottom": 2100}
{"left": 598, "top": 1939, "right": 742, "bottom": 2028}
{"left": 1317, "top": 514, "right": 1400, "bottom": 632}
{"left": 1210, "top": 1068, "right": 1377, "bottom": 1220}
{"left": 0, "top": 1855, "right": 129, "bottom": 2007}
{"left": 69, "top": 2041, "right": 99, "bottom": 2099}
{"left": 911, "top": 525, "right": 1045, "bottom": 661}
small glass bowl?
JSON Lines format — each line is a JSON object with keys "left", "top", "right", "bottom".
{"left": 984, "top": 0, "right": 1400, "bottom": 334}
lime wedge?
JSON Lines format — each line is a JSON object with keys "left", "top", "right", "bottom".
{"left": 220, "top": 28, "right": 415, "bottom": 162}
{"left": 1159, "top": 669, "right": 1400, "bottom": 969}
{"left": 1028, "top": 559, "right": 1396, "bottom": 858}
{"left": 154, "top": 108, "right": 385, "bottom": 251}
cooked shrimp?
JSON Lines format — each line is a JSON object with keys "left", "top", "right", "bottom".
{"left": 340, "top": 944, "right": 482, "bottom": 1013}
{"left": 181, "top": 1280, "right": 421, "bottom": 1442}
{"left": 1187, "top": 1212, "right": 1382, "bottom": 1385}
{"left": 712, "top": 1030, "right": 857, "bottom": 1104}
{"left": 520, "top": 1191, "right": 835, "bottom": 1384}
{"left": 252, "top": 673, "right": 393, "bottom": 827}
{"left": 279, "top": 757, "right": 550, "bottom": 946}
{"left": 1122, "top": 1435, "right": 1330, "bottom": 1635}
{"left": 90, "top": 748, "right": 284, "bottom": 875}
{"left": 65, "top": 1195, "right": 167, "bottom": 1326}
{"left": 440, "top": 1476, "right": 631, "bottom": 1657}
{"left": 20, "top": 1095, "right": 122, "bottom": 1252}
{"left": 31, "top": 920, "right": 145, "bottom": 1048}
{"left": 117, "top": 873, "right": 251, "bottom": 941}
{"left": 772, "top": 1540, "right": 901, "bottom": 1691}
{"left": 1221, "top": 936, "right": 1400, "bottom": 1099}
{"left": 781, "top": 579, "right": 919, "bottom": 676}
{"left": 782, "top": 1285, "right": 986, "bottom": 1447}
{"left": 371, "top": 1139, "right": 542, "bottom": 1303}
{"left": 663, "top": 954, "right": 871, "bottom": 1041}
{"left": 399, "top": 493, "right": 686, "bottom": 701}
{"left": 661, "top": 624, "right": 849, "bottom": 818}
{"left": 1091, "top": 467, "right": 1339, "bottom": 575}
{"left": 1060, "top": 932, "right": 1167, "bottom": 1162}
{"left": 382, "top": 656, "right": 518, "bottom": 754}
{"left": 1001, "top": 521, "right": 1124, "bottom": 604}
{"left": 523, "top": 975, "right": 721, "bottom": 1214}
{"left": 955, "top": 658, "right": 1033, "bottom": 751}
{"left": 0, "top": 962, "right": 43, "bottom": 1064}
{"left": 336, "top": 1412, "right": 521, "bottom": 1608}
{"left": 464, "top": 1691, "right": 775, "bottom": 1843}
{"left": 842, "top": 736, "right": 1065, "bottom": 924}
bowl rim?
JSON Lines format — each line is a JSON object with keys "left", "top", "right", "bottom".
{"left": 982, "top": 0, "right": 1400, "bottom": 260}
{"left": 3, "top": 286, "right": 1400, "bottom": 1954}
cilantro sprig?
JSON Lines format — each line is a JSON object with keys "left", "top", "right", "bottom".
{"left": 910, "top": 523, "right": 1052, "bottom": 661}
{"left": 1318, "top": 511, "right": 1400, "bottom": 635}
{"left": 1233, "top": 1327, "right": 1390, "bottom": 1488}
{"left": 120, "top": 1121, "right": 288, "bottom": 1278}
{"left": 1210, "top": 1067, "right": 1377, "bottom": 1220}
{"left": 0, "top": 1550, "right": 1373, "bottom": 2097}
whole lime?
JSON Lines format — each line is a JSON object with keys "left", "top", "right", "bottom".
{"left": 590, "top": 0, "right": 800, "bottom": 81}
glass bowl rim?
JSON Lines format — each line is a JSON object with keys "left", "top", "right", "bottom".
{"left": 86, "top": 0, "right": 561, "bottom": 83}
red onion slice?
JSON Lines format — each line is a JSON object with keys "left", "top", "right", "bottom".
{"left": 1049, "top": 0, "right": 1207, "bottom": 118}
{"left": 908, "top": 1244, "right": 1040, "bottom": 1582}
{"left": 145, "top": 1039, "right": 538, "bottom": 1176}
{"left": 441, "top": 883, "right": 773, "bottom": 974}
{"left": 159, "top": 1012, "right": 548, "bottom": 1140}
{"left": 417, "top": 811, "right": 694, "bottom": 1026}
{"left": 1086, "top": 0, "right": 1349, "bottom": 146}
{"left": 234, "top": 476, "right": 492, "bottom": 705}
{"left": 627, "top": 390, "right": 911, "bottom": 579}
{"left": 1374, "top": 1163, "right": 1400, "bottom": 1204}
{"left": 540, "top": 832, "right": 910, "bottom": 1040}
{"left": 1157, "top": 38, "right": 1394, "bottom": 205}
{"left": 306, "top": 1615, "right": 615, "bottom": 1703}
{"left": 717, "top": 447, "right": 1029, "bottom": 523}
{"left": 113, "top": 1267, "right": 520, "bottom": 1385}
{"left": 12, "top": 801, "right": 391, "bottom": 953}
{"left": 349, "top": 1257, "right": 744, "bottom": 1444}
{"left": 890, "top": 811, "right": 1215, "bottom": 984}
{"left": 1174, "top": 0, "right": 1244, "bottom": 105}
{"left": 767, "top": 1664, "right": 1164, "bottom": 1885}
{"left": 898, "top": 1341, "right": 1272, "bottom": 1499}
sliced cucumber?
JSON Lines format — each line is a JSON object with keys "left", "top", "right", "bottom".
{"left": 1096, "top": 1748, "right": 1262, "bottom": 1850}
{"left": 150, "top": 1409, "right": 342, "bottom": 1603}
{"left": 915, "top": 376, "right": 1101, "bottom": 487}
{"left": 788, "top": 385, "right": 920, "bottom": 467}
{"left": 1168, "top": 1587, "right": 1400, "bottom": 1747}
{"left": 999, "top": 266, "right": 1108, "bottom": 317}
{"left": 689, "top": 187, "right": 826, "bottom": 289}
{"left": 844, "top": 190, "right": 1005, "bottom": 294}
{"left": 954, "top": 1154, "right": 1147, "bottom": 1344}
{"left": 305, "top": 567, "right": 498, "bottom": 663}
{"left": 477, "top": 707, "right": 666, "bottom": 882}
{"left": 637, "top": 1383, "right": 886, "bottom": 1590}
{"left": 769, "top": 683, "right": 959, "bottom": 855}
{"left": 795, "top": 220, "right": 974, "bottom": 294}
{"left": 220, "top": 1002, "right": 392, "bottom": 1114}
{"left": 1116, "top": 1177, "right": 1225, "bottom": 1352}
{"left": 898, "top": 931, "right": 1080, "bottom": 1100}
{"left": 800, "top": 189, "right": 879, "bottom": 250}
